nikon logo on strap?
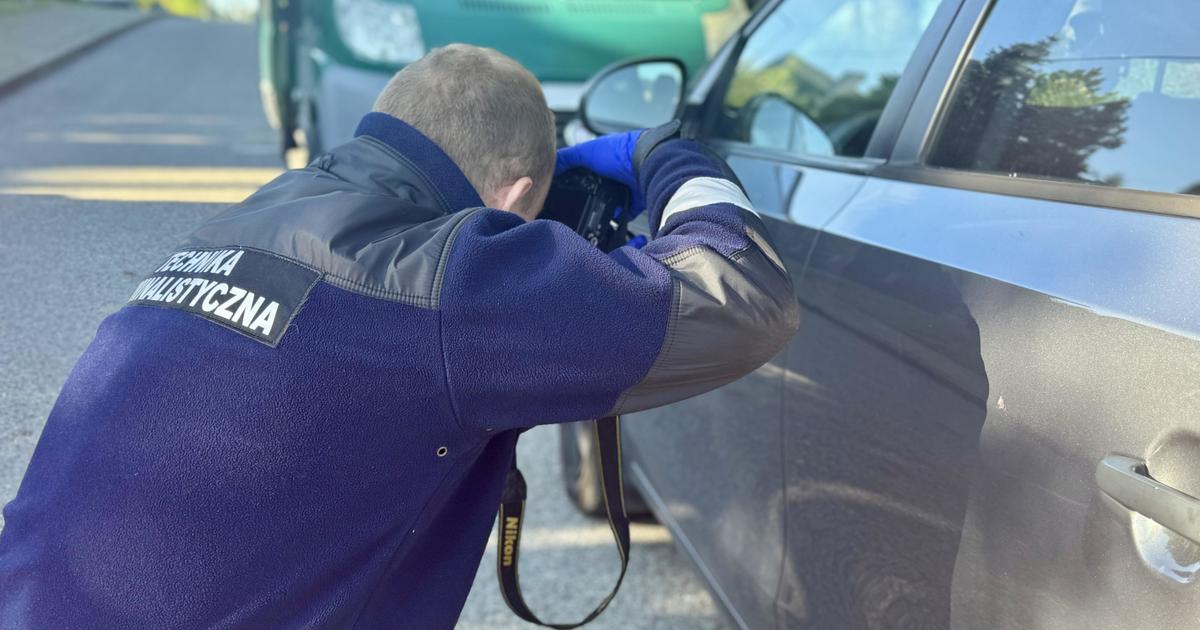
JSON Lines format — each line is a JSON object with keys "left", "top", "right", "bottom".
{"left": 496, "top": 417, "right": 630, "bottom": 629}
{"left": 128, "top": 247, "right": 320, "bottom": 347}
{"left": 501, "top": 516, "right": 520, "bottom": 568}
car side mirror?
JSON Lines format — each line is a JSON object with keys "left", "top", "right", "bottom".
{"left": 580, "top": 58, "right": 686, "bottom": 135}
{"left": 741, "top": 93, "right": 835, "bottom": 156}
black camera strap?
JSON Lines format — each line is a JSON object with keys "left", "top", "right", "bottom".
{"left": 496, "top": 416, "right": 631, "bottom": 629}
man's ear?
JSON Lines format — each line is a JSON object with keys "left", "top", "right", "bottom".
{"left": 486, "top": 177, "right": 536, "bottom": 221}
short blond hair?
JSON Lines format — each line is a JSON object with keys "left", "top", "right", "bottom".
{"left": 373, "top": 44, "right": 556, "bottom": 206}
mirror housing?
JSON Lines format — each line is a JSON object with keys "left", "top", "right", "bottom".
{"left": 580, "top": 57, "right": 686, "bottom": 135}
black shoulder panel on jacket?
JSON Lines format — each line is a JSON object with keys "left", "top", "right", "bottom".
{"left": 185, "top": 136, "right": 484, "bottom": 309}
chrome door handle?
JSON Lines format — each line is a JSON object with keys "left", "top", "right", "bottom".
{"left": 1096, "top": 454, "right": 1200, "bottom": 546}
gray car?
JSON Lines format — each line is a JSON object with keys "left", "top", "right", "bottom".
{"left": 558, "top": 0, "right": 1200, "bottom": 627}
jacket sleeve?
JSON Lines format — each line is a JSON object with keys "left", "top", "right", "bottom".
{"left": 438, "top": 139, "right": 800, "bottom": 433}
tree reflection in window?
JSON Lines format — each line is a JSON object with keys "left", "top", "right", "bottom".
{"left": 929, "top": 37, "right": 1131, "bottom": 185}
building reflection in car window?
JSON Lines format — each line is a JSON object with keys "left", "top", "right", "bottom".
{"left": 715, "top": 0, "right": 941, "bottom": 158}
{"left": 927, "top": 0, "right": 1200, "bottom": 197}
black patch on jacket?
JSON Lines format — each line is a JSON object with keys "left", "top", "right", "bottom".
{"left": 128, "top": 247, "right": 320, "bottom": 347}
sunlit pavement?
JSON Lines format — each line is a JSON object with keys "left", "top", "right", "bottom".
{"left": 0, "top": 17, "right": 731, "bottom": 629}
{"left": 0, "top": 2, "right": 147, "bottom": 91}
{"left": 0, "top": 165, "right": 280, "bottom": 202}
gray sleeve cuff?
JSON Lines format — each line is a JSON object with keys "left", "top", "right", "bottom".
{"left": 608, "top": 213, "right": 799, "bottom": 415}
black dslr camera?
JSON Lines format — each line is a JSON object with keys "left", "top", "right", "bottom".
{"left": 539, "top": 169, "right": 631, "bottom": 253}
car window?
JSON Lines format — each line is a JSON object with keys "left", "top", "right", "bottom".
{"left": 711, "top": 0, "right": 942, "bottom": 158}
{"left": 927, "top": 0, "right": 1200, "bottom": 197}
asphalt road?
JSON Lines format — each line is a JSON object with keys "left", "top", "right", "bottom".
{"left": 0, "top": 17, "right": 731, "bottom": 629}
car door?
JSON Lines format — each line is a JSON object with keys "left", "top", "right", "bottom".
{"left": 616, "top": 5, "right": 841, "bottom": 628}
{"left": 622, "top": 0, "right": 959, "bottom": 627}
{"left": 680, "top": 0, "right": 975, "bottom": 627}
{"left": 801, "top": 0, "right": 1200, "bottom": 627}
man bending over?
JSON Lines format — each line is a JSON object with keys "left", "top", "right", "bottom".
{"left": 0, "top": 44, "right": 798, "bottom": 628}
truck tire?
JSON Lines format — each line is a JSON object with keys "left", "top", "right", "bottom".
{"left": 558, "top": 420, "right": 651, "bottom": 519}
{"left": 297, "top": 96, "right": 323, "bottom": 162}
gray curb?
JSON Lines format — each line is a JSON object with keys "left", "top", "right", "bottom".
{"left": 0, "top": 11, "right": 159, "bottom": 98}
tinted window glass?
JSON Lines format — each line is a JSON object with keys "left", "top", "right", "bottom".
{"left": 713, "top": 0, "right": 941, "bottom": 158}
{"left": 928, "top": 0, "right": 1200, "bottom": 196}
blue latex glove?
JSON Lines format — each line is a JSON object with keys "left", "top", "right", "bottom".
{"left": 555, "top": 130, "right": 645, "bottom": 220}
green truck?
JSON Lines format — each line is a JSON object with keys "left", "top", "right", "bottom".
{"left": 258, "top": 0, "right": 749, "bottom": 160}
